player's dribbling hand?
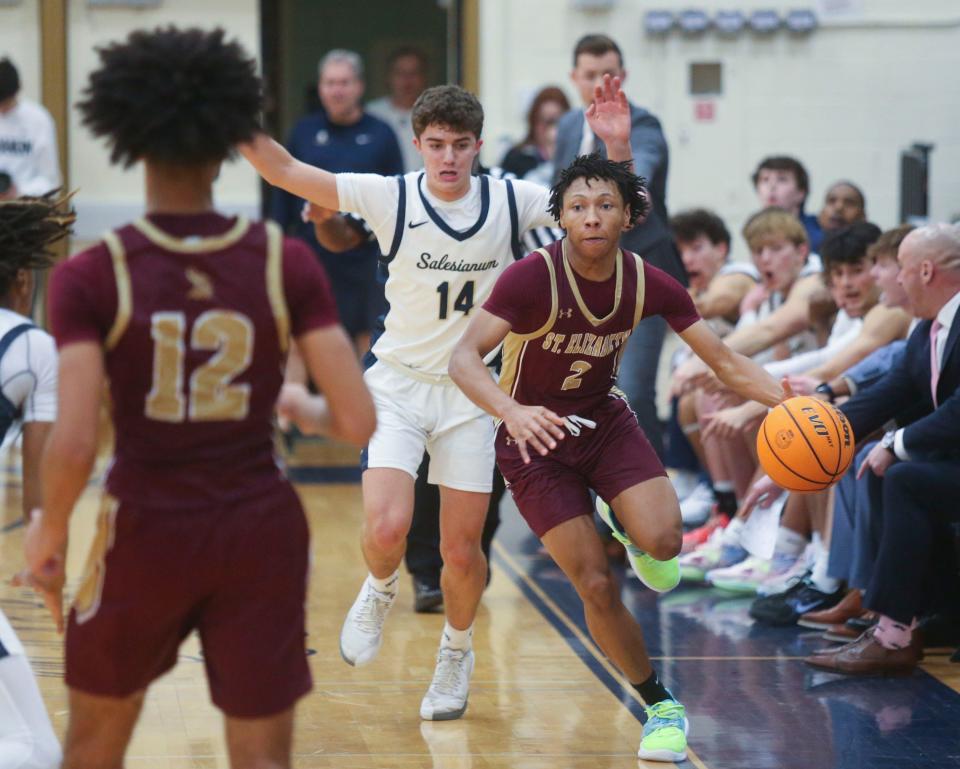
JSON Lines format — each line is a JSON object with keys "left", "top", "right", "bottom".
{"left": 502, "top": 403, "right": 566, "bottom": 464}
{"left": 13, "top": 508, "right": 67, "bottom": 634}
{"left": 780, "top": 377, "right": 796, "bottom": 401}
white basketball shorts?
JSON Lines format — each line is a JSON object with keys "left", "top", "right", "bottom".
{"left": 363, "top": 361, "right": 495, "bottom": 493}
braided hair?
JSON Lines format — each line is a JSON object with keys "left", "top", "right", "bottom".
{"left": 0, "top": 191, "right": 75, "bottom": 296}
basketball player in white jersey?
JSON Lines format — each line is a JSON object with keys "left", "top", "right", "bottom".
{"left": 242, "top": 76, "right": 633, "bottom": 719}
{"left": 2, "top": 193, "right": 71, "bottom": 769}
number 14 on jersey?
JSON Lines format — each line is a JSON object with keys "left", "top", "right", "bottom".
{"left": 436, "top": 280, "right": 474, "bottom": 320}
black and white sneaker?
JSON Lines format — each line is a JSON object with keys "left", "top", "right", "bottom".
{"left": 749, "top": 577, "right": 844, "bottom": 626}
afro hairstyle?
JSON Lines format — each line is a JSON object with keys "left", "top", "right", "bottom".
{"left": 77, "top": 26, "right": 262, "bottom": 168}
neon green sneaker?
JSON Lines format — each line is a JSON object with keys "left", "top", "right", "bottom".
{"left": 638, "top": 699, "right": 688, "bottom": 762}
{"left": 595, "top": 498, "right": 680, "bottom": 593}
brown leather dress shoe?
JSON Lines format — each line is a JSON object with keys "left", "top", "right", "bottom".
{"left": 805, "top": 630, "right": 920, "bottom": 675}
{"left": 822, "top": 611, "right": 878, "bottom": 643}
{"left": 798, "top": 590, "right": 861, "bottom": 630}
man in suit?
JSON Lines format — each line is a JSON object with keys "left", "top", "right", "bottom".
{"left": 553, "top": 34, "right": 686, "bottom": 459}
{"left": 806, "top": 223, "right": 960, "bottom": 675}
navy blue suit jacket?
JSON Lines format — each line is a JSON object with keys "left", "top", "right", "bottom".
{"left": 840, "top": 314, "right": 960, "bottom": 458}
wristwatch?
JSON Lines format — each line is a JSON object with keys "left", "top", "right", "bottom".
{"left": 814, "top": 382, "right": 836, "bottom": 402}
{"left": 880, "top": 430, "right": 896, "bottom": 453}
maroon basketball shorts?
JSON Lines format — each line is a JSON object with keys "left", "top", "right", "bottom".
{"left": 65, "top": 481, "right": 312, "bottom": 718}
{"left": 496, "top": 395, "right": 667, "bottom": 539}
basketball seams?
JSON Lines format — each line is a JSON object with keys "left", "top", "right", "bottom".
{"left": 819, "top": 401, "right": 846, "bottom": 478}
{"left": 781, "top": 401, "right": 836, "bottom": 479}
{"left": 760, "top": 418, "right": 829, "bottom": 491}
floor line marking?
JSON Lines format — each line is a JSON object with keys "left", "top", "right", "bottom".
{"left": 493, "top": 540, "right": 711, "bottom": 769}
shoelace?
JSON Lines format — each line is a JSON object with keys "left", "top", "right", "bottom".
{"left": 562, "top": 414, "right": 597, "bottom": 436}
{"left": 429, "top": 648, "right": 469, "bottom": 696}
{"left": 355, "top": 588, "right": 393, "bottom": 634}
{"left": 644, "top": 700, "right": 685, "bottom": 729}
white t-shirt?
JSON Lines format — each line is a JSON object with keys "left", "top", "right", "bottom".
{"left": 0, "top": 308, "right": 57, "bottom": 427}
{"left": 337, "top": 172, "right": 553, "bottom": 376}
{"left": 0, "top": 99, "right": 61, "bottom": 196}
{"left": 366, "top": 96, "right": 421, "bottom": 173}
{"left": 764, "top": 309, "right": 863, "bottom": 378}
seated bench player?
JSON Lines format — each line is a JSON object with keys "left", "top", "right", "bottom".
{"left": 449, "top": 155, "right": 788, "bottom": 762}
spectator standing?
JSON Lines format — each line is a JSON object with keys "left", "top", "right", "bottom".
{"left": 366, "top": 47, "right": 428, "bottom": 173}
{"left": 553, "top": 34, "right": 686, "bottom": 460}
{"left": 0, "top": 58, "right": 61, "bottom": 199}
{"left": 500, "top": 86, "right": 570, "bottom": 186}
{"left": 271, "top": 50, "right": 403, "bottom": 353}
{"left": 752, "top": 155, "right": 822, "bottom": 252}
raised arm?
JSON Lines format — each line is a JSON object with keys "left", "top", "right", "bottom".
{"left": 240, "top": 133, "right": 340, "bottom": 210}
{"left": 450, "top": 310, "right": 565, "bottom": 464}
{"left": 679, "top": 319, "right": 786, "bottom": 408}
{"left": 586, "top": 74, "right": 633, "bottom": 167}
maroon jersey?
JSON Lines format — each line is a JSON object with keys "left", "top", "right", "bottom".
{"left": 50, "top": 213, "right": 338, "bottom": 505}
{"left": 484, "top": 239, "right": 700, "bottom": 416}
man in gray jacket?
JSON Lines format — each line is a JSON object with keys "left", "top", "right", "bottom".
{"left": 553, "top": 34, "right": 686, "bottom": 458}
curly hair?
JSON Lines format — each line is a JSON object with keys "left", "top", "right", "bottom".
{"left": 0, "top": 191, "right": 75, "bottom": 296}
{"left": 411, "top": 85, "right": 483, "bottom": 138}
{"left": 77, "top": 26, "right": 262, "bottom": 168}
{"left": 548, "top": 154, "right": 649, "bottom": 227}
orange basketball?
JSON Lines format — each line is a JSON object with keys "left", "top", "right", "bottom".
{"left": 757, "top": 396, "right": 855, "bottom": 492}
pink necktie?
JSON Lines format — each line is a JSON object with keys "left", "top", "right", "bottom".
{"left": 930, "top": 319, "right": 943, "bottom": 406}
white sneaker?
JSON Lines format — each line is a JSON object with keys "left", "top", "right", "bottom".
{"left": 670, "top": 470, "right": 701, "bottom": 502}
{"left": 679, "top": 481, "right": 714, "bottom": 527}
{"left": 339, "top": 576, "right": 397, "bottom": 666}
{"left": 420, "top": 647, "right": 475, "bottom": 721}
{"left": 756, "top": 545, "right": 814, "bottom": 596}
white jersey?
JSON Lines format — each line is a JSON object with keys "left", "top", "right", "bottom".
{"left": 0, "top": 308, "right": 57, "bottom": 432}
{"left": 337, "top": 171, "right": 553, "bottom": 378}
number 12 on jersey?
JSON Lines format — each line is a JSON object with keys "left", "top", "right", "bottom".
{"left": 436, "top": 280, "right": 474, "bottom": 320}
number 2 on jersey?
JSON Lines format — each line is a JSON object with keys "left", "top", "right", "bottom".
{"left": 145, "top": 310, "right": 254, "bottom": 422}
{"left": 436, "top": 280, "right": 474, "bottom": 320}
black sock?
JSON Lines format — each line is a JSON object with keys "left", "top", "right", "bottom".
{"left": 633, "top": 670, "right": 672, "bottom": 705}
{"left": 714, "top": 489, "right": 737, "bottom": 516}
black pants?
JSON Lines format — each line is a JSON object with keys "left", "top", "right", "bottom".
{"left": 864, "top": 459, "right": 960, "bottom": 624}
{"left": 405, "top": 453, "right": 506, "bottom": 586}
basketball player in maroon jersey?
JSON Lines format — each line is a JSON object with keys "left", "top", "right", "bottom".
{"left": 19, "top": 28, "right": 375, "bottom": 769}
{"left": 450, "top": 155, "right": 787, "bottom": 762}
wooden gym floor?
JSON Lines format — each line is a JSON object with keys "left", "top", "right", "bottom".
{"left": 1, "top": 436, "right": 958, "bottom": 768}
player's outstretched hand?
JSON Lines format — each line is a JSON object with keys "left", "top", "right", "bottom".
{"left": 502, "top": 403, "right": 566, "bottom": 464}
{"left": 13, "top": 508, "right": 66, "bottom": 634}
{"left": 585, "top": 74, "right": 630, "bottom": 150}
{"left": 739, "top": 474, "right": 781, "bottom": 520}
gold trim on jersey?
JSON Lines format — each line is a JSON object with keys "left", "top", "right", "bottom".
{"left": 132, "top": 215, "right": 250, "bottom": 253}
{"left": 74, "top": 494, "right": 119, "bottom": 625}
{"left": 562, "top": 240, "right": 623, "bottom": 327}
{"left": 630, "top": 252, "right": 647, "bottom": 329}
{"left": 509, "top": 248, "right": 559, "bottom": 341}
{"left": 496, "top": 248, "right": 558, "bottom": 399}
{"left": 103, "top": 231, "right": 132, "bottom": 351}
{"left": 265, "top": 221, "right": 290, "bottom": 354}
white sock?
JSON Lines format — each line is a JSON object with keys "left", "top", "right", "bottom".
{"left": 773, "top": 527, "right": 807, "bottom": 557}
{"left": 809, "top": 542, "right": 838, "bottom": 594}
{"left": 441, "top": 621, "right": 473, "bottom": 651}
{"left": 369, "top": 571, "right": 399, "bottom": 595}
{"left": 713, "top": 480, "right": 735, "bottom": 493}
